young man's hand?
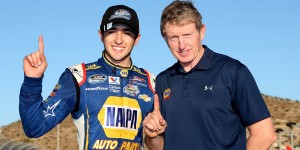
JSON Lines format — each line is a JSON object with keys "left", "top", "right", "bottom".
{"left": 23, "top": 35, "right": 48, "bottom": 78}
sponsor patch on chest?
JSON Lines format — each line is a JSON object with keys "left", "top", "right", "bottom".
{"left": 98, "top": 96, "right": 142, "bottom": 140}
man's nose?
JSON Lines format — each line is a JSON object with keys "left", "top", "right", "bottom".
{"left": 178, "top": 37, "right": 186, "bottom": 50}
{"left": 114, "top": 31, "right": 123, "bottom": 44}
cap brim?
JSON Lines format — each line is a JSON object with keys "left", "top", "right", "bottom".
{"left": 112, "top": 23, "right": 137, "bottom": 34}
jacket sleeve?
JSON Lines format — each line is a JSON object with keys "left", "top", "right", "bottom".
{"left": 19, "top": 69, "right": 78, "bottom": 137}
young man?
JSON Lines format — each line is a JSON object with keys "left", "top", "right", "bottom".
{"left": 143, "top": 1, "right": 276, "bottom": 150}
{"left": 19, "top": 5, "right": 155, "bottom": 150}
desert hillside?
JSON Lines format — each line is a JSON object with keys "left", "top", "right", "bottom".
{"left": 1, "top": 94, "right": 300, "bottom": 150}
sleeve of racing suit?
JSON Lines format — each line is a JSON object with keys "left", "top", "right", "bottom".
{"left": 19, "top": 69, "right": 78, "bottom": 138}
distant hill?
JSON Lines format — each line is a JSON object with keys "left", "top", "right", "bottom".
{"left": 1, "top": 94, "right": 300, "bottom": 150}
{"left": 0, "top": 115, "right": 77, "bottom": 150}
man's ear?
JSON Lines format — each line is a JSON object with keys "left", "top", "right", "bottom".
{"left": 200, "top": 24, "right": 206, "bottom": 41}
{"left": 98, "top": 30, "right": 104, "bottom": 42}
{"left": 134, "top": 34, "right": 141, "bottom": 46}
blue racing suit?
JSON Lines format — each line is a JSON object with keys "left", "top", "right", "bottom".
{"left": 19, "top": 54, "right": 155, "bottom": 150}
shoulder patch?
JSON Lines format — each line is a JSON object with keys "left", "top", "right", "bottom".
{"left": 68, "top": 63, "right": 86, "bottom": 86}
{"left": 144, "top": 70, "right": 156, "bottom": 93}
{"left": 132, "top": 66, "right": 146, "bottom": 76}
{"left": 86, "top": 63, "right": 101, "bottom": 70}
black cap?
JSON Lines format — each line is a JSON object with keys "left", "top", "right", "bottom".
{"left": 100, "top": 5, "right": 139, "bottom": 37}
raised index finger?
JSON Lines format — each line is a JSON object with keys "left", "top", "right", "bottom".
{"left": 153, "top": 94, "right": 161, "bottom": 114}
{"left": 38, "top": 35, "right": 44, "bottom": 54}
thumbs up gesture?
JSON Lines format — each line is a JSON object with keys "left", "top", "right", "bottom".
{"left": 143, "top": 94, "right": 167, "bottom": 138}
{"left": 23, "top": 35, "right": 48, "bottom": 78}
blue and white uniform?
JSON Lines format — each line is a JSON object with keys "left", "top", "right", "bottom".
{"left": 19, "top": 53, "right": 155, "bottom": 150}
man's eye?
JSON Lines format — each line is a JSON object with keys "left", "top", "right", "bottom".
{"left": 183, "top": 34, "right": 192, "bottom": 38}
{"left": 124, "top": 32, "right": 132, "bottom": 35}
{"left": 170, "top": 36, "right": 178, "bottom": 41}
{"left": 107, "top": 30, "right": 115, "bottom": 34}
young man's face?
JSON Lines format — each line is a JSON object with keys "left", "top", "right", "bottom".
{"left": 164, "top": 22, "right": 205, "bottom": 68}
{"left": 100, "top": 25, "right": 140, "bottom": 67}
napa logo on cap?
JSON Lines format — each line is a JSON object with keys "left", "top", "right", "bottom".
{"left": 98, "top": 96, "right": 142, "bottom": 140}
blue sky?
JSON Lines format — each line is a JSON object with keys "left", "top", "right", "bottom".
{"left": 0, "top": 0, "right": 299, "bottom": 127}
